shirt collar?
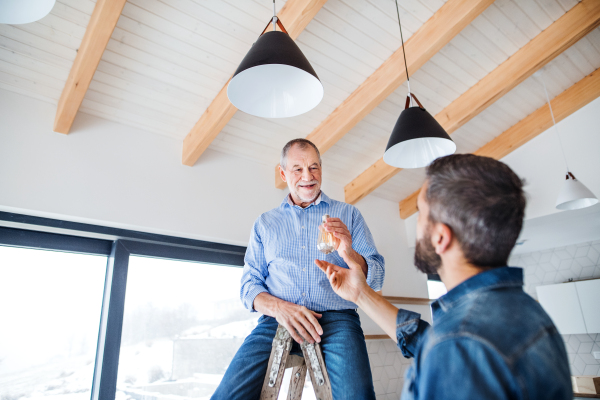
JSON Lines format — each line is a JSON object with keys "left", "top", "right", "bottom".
{"left": 431, "top": 267, "right": 523, "bottom": 317}
{"left": 281, "top": 191, "right": 330, "bottom": 209}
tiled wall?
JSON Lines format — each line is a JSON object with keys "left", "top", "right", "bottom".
{"left": 509, "top": 239, "right": 600, "bottom": 376}
{"left": 367, "top": 339, "right": 412, "bottom": 400}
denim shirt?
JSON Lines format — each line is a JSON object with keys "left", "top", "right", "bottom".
{"left": 396, "top": 267, "right": 571, "bottom": 400}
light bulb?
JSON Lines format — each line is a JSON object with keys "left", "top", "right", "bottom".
{"left": 317, "top": 214, "right": 337, "bottom": 254}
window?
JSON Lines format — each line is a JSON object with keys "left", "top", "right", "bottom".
{"left": 0, "top": 246, "right": 107, "bottom": 400}
{"left": 427, "top": 279, "right": 447, "bottom": 300}
{"left": 0, "top": 214, "right": 247, "bottom": 400}
{"left": 116, "top": 256, "right": 259, "bottom": 399}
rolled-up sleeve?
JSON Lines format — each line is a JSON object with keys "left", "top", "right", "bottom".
{"left": 240, "top": 219, "right": 269, "bottom": 312}
{"left": 350, "top": 208, "right": 385, "bottom": 291}
{"left": 396, "top": 309, "right": 431, "bottom": 358}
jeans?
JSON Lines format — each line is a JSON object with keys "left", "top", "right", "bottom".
{"left": 211, "top": 309, "right": 376, "bottom": 400}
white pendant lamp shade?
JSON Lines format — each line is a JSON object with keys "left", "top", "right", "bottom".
{"left": 556, "top": 172, "right": 599, "bottom": 211}
{"left": 227, "top": 30, "right": 323, "bottom": 118}
{"left": 0, "top": 0, "right": 55, "bottom": 24}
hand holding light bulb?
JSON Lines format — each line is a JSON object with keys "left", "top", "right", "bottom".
{"left": 317, "top": 215, "right": 352, "bottom": 257}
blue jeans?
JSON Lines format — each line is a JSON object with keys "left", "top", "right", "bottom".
{"left": 211, "top": 309, "right": 376, "bottom": 400}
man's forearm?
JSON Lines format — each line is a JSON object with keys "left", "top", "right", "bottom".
{"left": 253, "top": 292, "right": 284, "bottom": 317}
{"left": 355, "top": 287, "right": 399, "bottom": 343}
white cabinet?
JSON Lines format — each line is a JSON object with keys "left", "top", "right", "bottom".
{"left": 576, "top": 280, "right": 600, "bottom": 334}
{"left": 536, "top": 279, "right": 600, "bottom": 335}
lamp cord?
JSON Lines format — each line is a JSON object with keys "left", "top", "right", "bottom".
{"left": 273, "top": 0, "right": 277, "bottom": 31}
{"left": 395, "top": 0, "right": 412, "bottom": 106}
{"left": 540, "top": 74, "right": 570, "bottom": 173}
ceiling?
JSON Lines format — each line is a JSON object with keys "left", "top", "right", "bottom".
{"left": 0, "top": 0, "right": 599, "bottom": 205}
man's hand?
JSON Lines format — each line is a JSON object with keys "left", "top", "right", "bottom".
{"left": 274, "top": 301, "right": 323, "bottom": 344}
{"left": 315, "top": 257, "right": 369, "bottom": 304}
{"left": 253, "top": 292, "right": 322, "bottom": 344}
{"left": 323, "top": 217, "right": 352, "bottom": 257}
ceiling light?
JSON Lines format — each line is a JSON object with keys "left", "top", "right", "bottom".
{"left": 0, "top": 0, "right": 55, "bottom": 24}
{"left": 538, "top": 73, "right": 598, "bottom": 211}
{"left": 227, "top": 0, "right": 323, "bottom": 118}
{"left": 383, "top": 0, "right": 455, "bottom": 169}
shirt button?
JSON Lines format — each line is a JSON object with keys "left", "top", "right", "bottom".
{"left": 302, "top": 293, "right": 306, "bottom": 297}
{"left": 302, "top": 226, "right": 305, "bottom": 229}
{"left": 302, "top": 246, "right": 305, "bottom": 249}
{"left": 303, "top": 268, "right": 306, "bottom": 272}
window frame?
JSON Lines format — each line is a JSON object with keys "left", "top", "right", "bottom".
{"left": 0, "top": 211, "right": 247, "bottom": 400}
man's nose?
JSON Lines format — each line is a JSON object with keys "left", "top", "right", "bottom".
{"left": 301, "top": 168, "right": 312, "bottom": 181}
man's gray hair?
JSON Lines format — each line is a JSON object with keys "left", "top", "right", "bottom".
{"left": 280, "top": 139, "right": 322, "bottom": 170}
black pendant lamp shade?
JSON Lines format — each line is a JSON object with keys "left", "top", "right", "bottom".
{"left": 227, "top": 19, "right": 323, "bottom": 118}
{"left": 383, "top": 0, "right": 455, "bottom": 169}
{"left": 384, "top": 94, "right": 456, "bottom": 169}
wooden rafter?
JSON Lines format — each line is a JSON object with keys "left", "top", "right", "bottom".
{"left": 54, "top": 0, "right": 127, "bottom": 134}
{"left": 345, "top": 0, "right": 600, "bottom": 205}
{"left": 182, "top": 0, "right": 328, "bottom": 167}
{"left": 398, "top": 68, "right": 600, "bottom": 219}
{"left": 274, "top": 0, "right": 495, "bottom": 189}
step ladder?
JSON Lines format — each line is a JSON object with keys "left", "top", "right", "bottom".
{"left": 259, "top": 324, "right": 333, "bottom": 400}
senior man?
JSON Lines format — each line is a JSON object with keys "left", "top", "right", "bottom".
{"left": 316, "top": 154, "right": 571, "bottom": 400}
{"left": 211, "top": 138, "right": 385, "bottom": 400}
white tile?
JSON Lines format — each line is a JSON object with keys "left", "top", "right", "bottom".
{"left": 593, "top": 266, "right": 600, "bottom": 279}
{"left": 568, "top": 353, "right": 576, "bottom": 364}
{"left": 587, "top": 247, "right": 600, "bottom": 265}
{"left": 573, "top": 355, "right": 586, "bottom": 375}
{"left": 372, "top": 366, "right": 384, "bottom": 381}
{"left": 535, "top": 267, "right": 546, "bottom": 282}
{"left": 576, "top": 257, "right": 594, "bottom": 268}
{"left": 393, "top": 356, "right": 403, "bottom": 377}
{"left": 576, "top": 334, "right": 595, "bottom": 343}
{"left": 569, "top": 336, "right": 581, "bottom": 352}
{"left": 580, "top": 266, "right": 595, "bottom": 279}
{"left": 374, "top": 381, "right": 386, "bottom": 395}
{"left": 386, "top": 394, "right": 399, "bottom": 400}
{"left": 557, "top": 259, "right": 572, "bottom": 270}
{"left": 575, "top": 246, "right": 590, "bottom": 258}
{"left": 550, "top": 254, "right": 562, "bottom": 268}
{"left": 579, "top": 353, "right": 599, "bottom": 365}
{"left": 566, "top": 245, "right": 578, "bottom": 257}
{"left": 370, "top": 353, "right": 383, "bottom": 367}
{"left": 570, "top": 261, "right": 583, "bottom": 277}
{"left": 531, "top": 252, "right": 542, "bottom": 262}
{"left": 578, "top": 341, "right": 594, "bottom": 354}
{"left": 543, "top": 271, "right": 557, "bottom": 284}
{"left": 384, "top": 339, "right": 398, "bottom": 353}
{"left": 380, "top": 369, "right": 390, "bottom": 392}
{"left": 387, "top": 378, "right": 398, "bottom": 394}
{"left": 555, "top": 249, "right": 571, "bottom": 260}
{"left": 370, "top": 340, "right": 380, "bottom": 354}
{"left": 540, "top": 252, "right": 553, "bottom": 263}
{"left": 378, "top": 344, "right": 388, "bottom": 363}
{"left": 583, "top": 364, "right": 600, "bottom": 376}
{"left": 385, "top": 352, "right": 395, "bottom": 367}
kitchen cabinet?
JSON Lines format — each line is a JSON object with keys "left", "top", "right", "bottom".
{"left": 536, "top": 279, "right": 600, "bottom": 335}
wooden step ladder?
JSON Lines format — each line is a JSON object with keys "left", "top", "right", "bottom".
{"left": 259, "top": 324, "right": 333, "bottom": 400}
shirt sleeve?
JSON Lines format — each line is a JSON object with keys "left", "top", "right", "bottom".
{"left": 396, "top": 309, "right": 431, "bottom": 358}
{"left": 350, "top": 208, "right": 385, "bottom": 291}
{"left": 240, "top": 218, "right": 269, "bottom": 312}
{"left": 415, "top": 337, "right": 516, "bottom": 400}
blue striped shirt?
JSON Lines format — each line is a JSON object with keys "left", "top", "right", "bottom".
{"left": 240, "top": 191, "right": 385, "bottom": 312}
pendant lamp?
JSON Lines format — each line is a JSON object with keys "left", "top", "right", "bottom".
{"left": 538, "top": 73, "right": 598, "bottom": 211}
{"left": 0, "top": 0, "right": 55, "bottom": 24}
{"left": 227, "top": 0, "right": 323, "bottom": 118}
{"left": 383, "top": 0, "right": 455, "bottom": 169}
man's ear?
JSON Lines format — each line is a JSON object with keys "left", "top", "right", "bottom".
{"left": 279, "top": 165, "right": 287, "bottom": 183}
{"left": 430, "top": 222, "right": 453, "bottom": 256}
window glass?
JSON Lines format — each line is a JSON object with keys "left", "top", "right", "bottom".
{"left": 116, "top": 256, "right": 261, "bottom": 399}
{"left": 0, "top": 245, "right": 107, "bottom": 400}
{"left": 427, "top": 280, "right": 447, "bottom": 299}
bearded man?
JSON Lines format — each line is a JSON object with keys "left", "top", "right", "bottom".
{"left": 211, "top": 138, "right": 385, "bottom": 400}
{"left": 317, "top": 154, "right": 571, "bottom": 400}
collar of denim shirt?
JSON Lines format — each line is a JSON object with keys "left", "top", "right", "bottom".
{"left": 281, "top": 191, "right": 331, "bottom": 209}
{"left": 431, "top": 267, "right": 523, "bottom": 318}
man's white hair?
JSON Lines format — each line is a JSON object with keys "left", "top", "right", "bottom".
{"left": 280, "top": 139, "right": 322, "bottom": 170}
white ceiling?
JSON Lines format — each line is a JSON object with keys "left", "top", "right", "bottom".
{"left": 0, "top": 0, "right": 598, "bottom": 206}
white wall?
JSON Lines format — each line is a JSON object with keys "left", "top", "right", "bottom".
{"left": 0, "top": 89, "right": 427, "bottom": 300}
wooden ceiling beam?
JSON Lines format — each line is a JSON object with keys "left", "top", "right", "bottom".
{"left": 54, "top": 0, "right": 126, "bottom": 134}
{"left": 398, "top": 68, "right": 600, "bottom": 219}
{"left": 345, "top": 0, "right": 600, "bottom": 205}
{"left": 275, "top": 0, "right": 494, "bottom": 189}
{"left": 182, "top": 0, "right": 328, "bottom": 167}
